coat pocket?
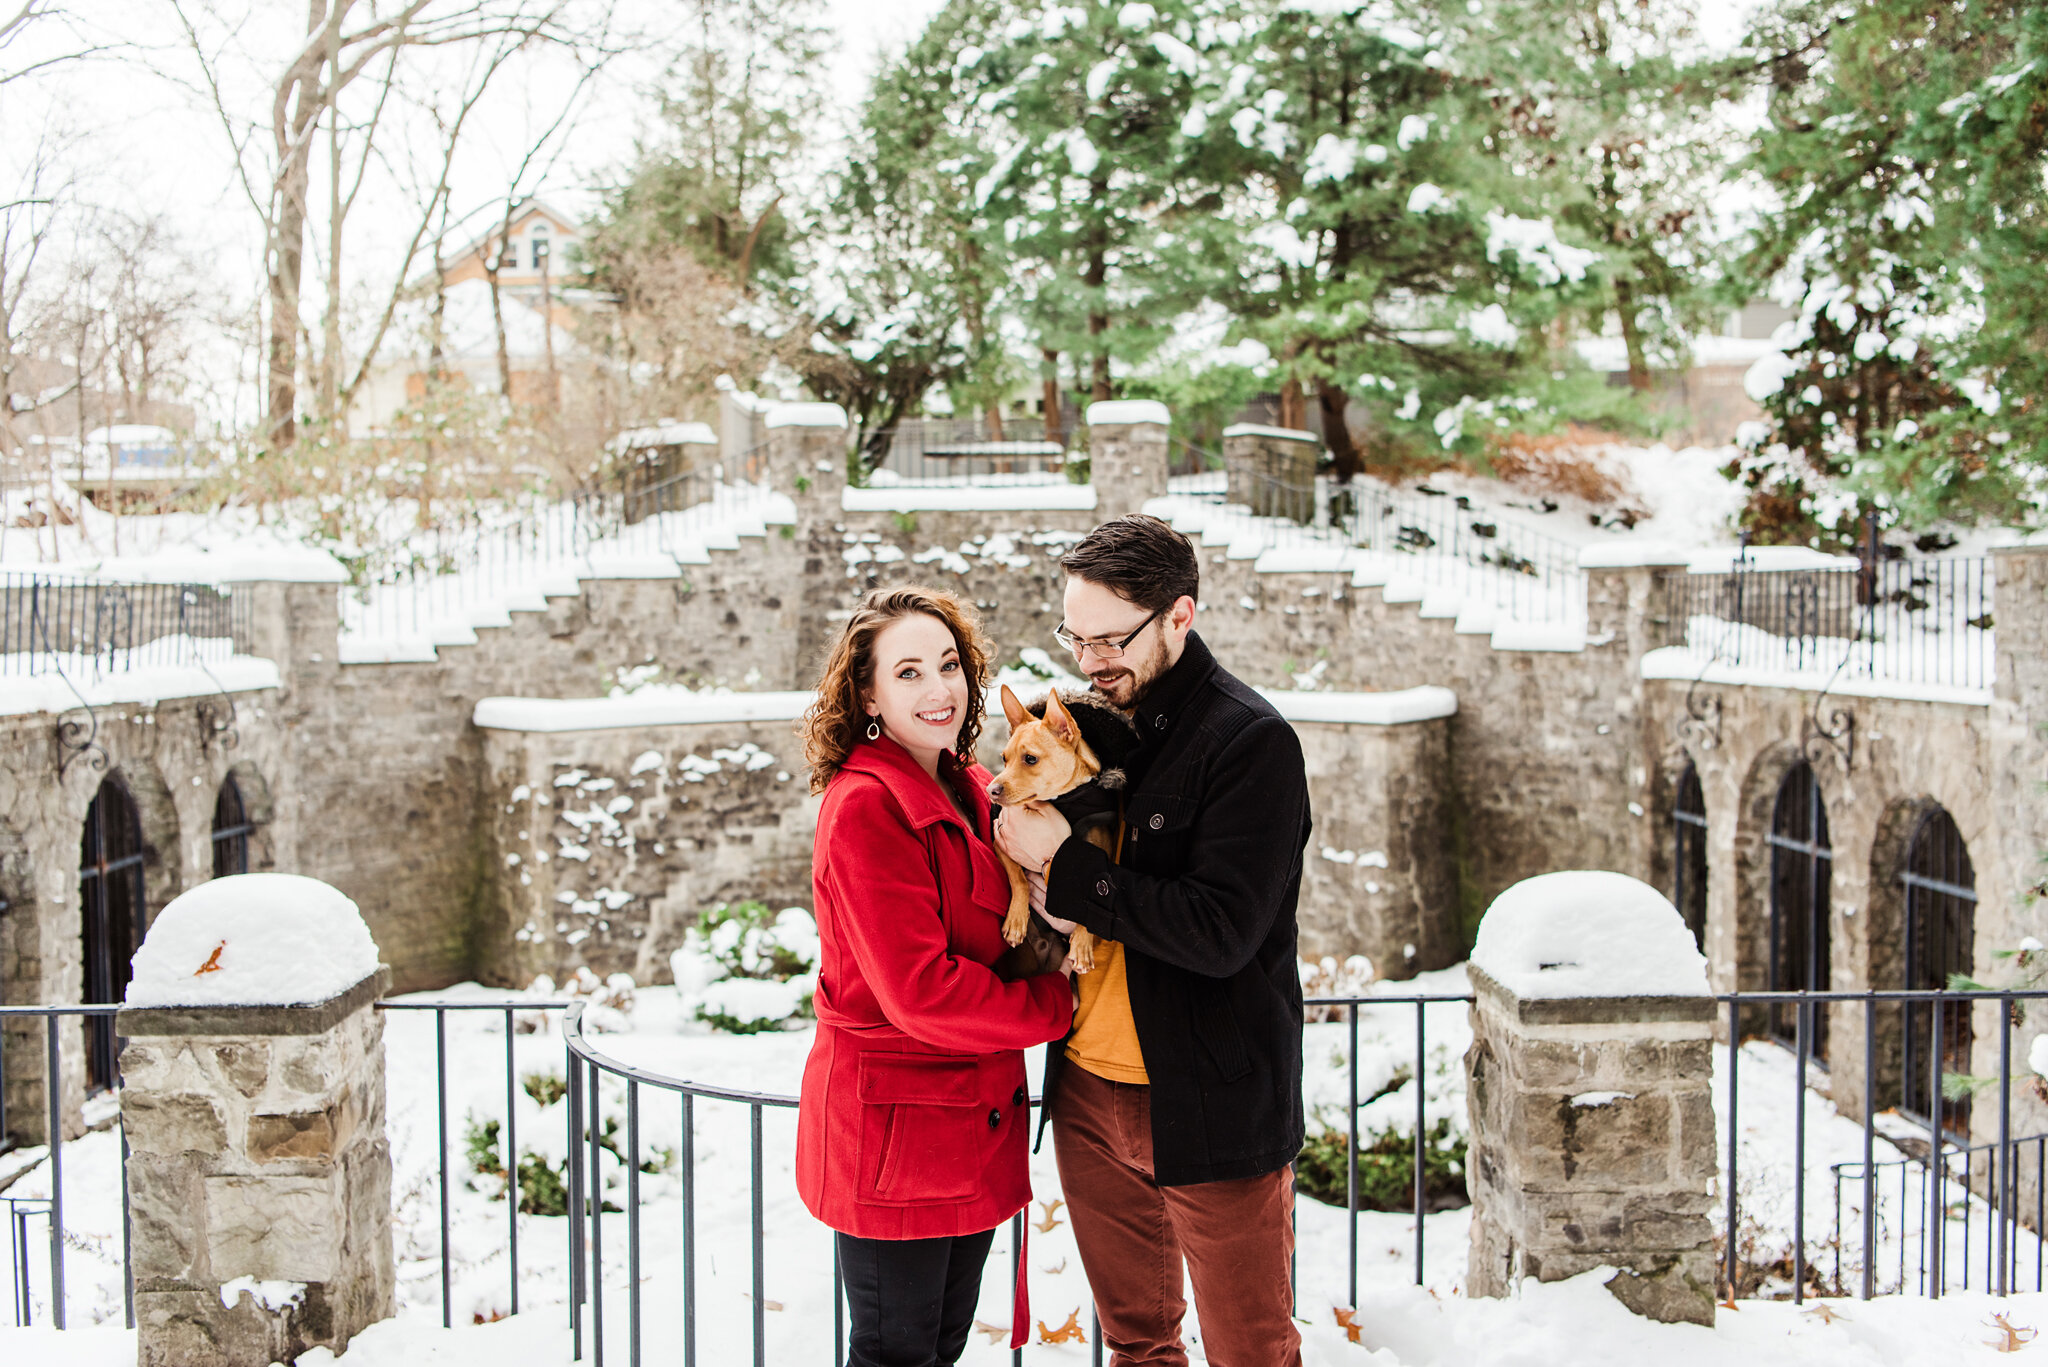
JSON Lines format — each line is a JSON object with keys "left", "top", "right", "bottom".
{"left": 1193, "top": 996, "right": 1253, "bottom": 1083}
{"left": 857, "top": 1055, "right": 985, "bottom": 1203}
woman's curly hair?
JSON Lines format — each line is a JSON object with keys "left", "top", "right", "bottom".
{"left": 799, "top": 586, "right": 992, "bottom": 794}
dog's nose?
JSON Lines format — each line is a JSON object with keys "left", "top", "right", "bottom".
{"left": 985, "top": 780, "right": 1003, "bottom": 801}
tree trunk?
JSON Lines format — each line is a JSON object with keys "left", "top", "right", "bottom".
{"left": 539, "top": 253, "right": 558, "bottom": 412}
{"left": 266, "top": 1, "right": 328, "bottom": 452}
{"left": 1041, "top": 349, "right": 1062, "bottom": 443}
{"left": 319, "top": 40, "right": 343, "bottom": 429}
{"left": 1319, "top": 380, "right": 1362, "bottom": 482}
{"left": 1615, "top": 275, "right": 1651, "bottom": 391}
{"left": 1278, "top": 375, "right": 1306, "bottom": 430}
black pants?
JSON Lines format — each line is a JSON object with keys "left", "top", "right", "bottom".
{"left": 835, "top": 1225, "right": 998, "bottom": 1367}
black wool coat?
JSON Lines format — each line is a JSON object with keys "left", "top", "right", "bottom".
{"left": 1039, "top": 631, "right": 1312, "bottom": 1186}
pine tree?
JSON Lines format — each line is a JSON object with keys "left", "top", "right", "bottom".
{"left": 1735, "top": 0, "right": 2048, "bottom": 541}
{"left": 1194, "top": 2, "right": 1609, "bottom": 477}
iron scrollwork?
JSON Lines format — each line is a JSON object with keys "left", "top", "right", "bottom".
{"left": 1675, "top": 672, "right": 1723, "bottom": 753}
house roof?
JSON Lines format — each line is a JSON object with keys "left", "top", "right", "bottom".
{"left": 440, "top": 197, "right": 580, "bottom": 271}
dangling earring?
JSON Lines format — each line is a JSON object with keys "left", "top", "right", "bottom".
{"left": 865, "top": 718, "right": 881, "bottom": 741}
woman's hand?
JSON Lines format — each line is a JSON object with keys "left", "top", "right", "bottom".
{"left": 994, "top": 800, "right": 1070, "bottom": 873}
{"left": 1025, "top": 869, "right": 1077, "bottom": 935}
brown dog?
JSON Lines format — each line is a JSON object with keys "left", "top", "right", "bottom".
{"left": 986, "top": 685, "right": 1112, "bottom": 974}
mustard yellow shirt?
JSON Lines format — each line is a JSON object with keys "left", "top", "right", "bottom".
{"left": 1066, "top": 935, "right": 1147, "bottom": 1084}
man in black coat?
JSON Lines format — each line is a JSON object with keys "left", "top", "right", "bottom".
{"left": 996, "top": 513, "right": 1311, "bottom": 1367}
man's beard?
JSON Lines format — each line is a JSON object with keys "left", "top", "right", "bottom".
{"left": 1086, "top": 631, "right": 1172, "bottom": 711}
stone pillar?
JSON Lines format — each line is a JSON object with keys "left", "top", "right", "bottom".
{"left": 1464, "top": 871, "right": 1718, "bottom": 1325}
{"left": 769, "top": 402, "right": 853, "bottom": 686}
{"left": 120, "top": 968, "right": 395, "bottom": 1365}
{"left": 1222, "top": 422, "right": 1321, "bottom": 521}
{"left": 1086, "top": 399, "right": 1170, "bottom": 519}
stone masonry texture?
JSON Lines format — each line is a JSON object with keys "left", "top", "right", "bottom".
{"left": 119, "top": 976, "right": 394, "bottom": 1366}
{"left": 1464, "top": 964, "right": 1719, "bottom": 1326}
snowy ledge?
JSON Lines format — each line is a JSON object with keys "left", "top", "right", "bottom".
{"left": 475, "top": 685, "right": 1457, "bottom": 735}
{"left": 0, "top": 655, "right": 282, "bottom": 718}
{"left": 1259, "top": 685, "right": 1456, "bottom": 725}
{"left": 1222, "top": 422, "right": 1320, "bottom": 444}
{"left": 1639, "top": 648, "right": 1993, "bottom": 707}
{"left": 474, "top": 690, "right": 817, "bottom": 733}
{"left": 36, "top": 547, "right": 349, "bottom": 585}
{"left": 764, "top": 402, "right": 848, "bottom": 430}
{"left": 842, "top": 484, "right": 1098, "bottom": 513}
{"left": 1086, "top": 399, "right": 1170, "bottom": 427}
{"left": 1575, "top": 541, "right": 1694, "bottom": 570}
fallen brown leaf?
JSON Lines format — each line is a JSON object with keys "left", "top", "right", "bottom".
{"left": 194, "top": 941, "right": 226, "bottom": 975}
{"left": 1987, "top": 1313, "right": 2038, "bottom": 1353}
{"left": 1333, "top": 1307, "right": 1362, "bottom": 1344}
{"left": 1034, "top": 1198, "right": 1066, "bottom": 1233}
{"left": 1040, "top": 1257, "right": 1067, "bottom": 1275}
{"left": 1802, "top": 1304, "right": 1847, "bottom": 1325}
{"left": 973, "top": 1319, "right": 1007, "bottom": 1345}
{"left": 1039, "top": 1309, "right": 1086, "bottom": 1344}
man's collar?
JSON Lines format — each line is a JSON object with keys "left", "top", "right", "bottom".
{"left": 837, "top": 736, "right": 986, "bottom": 832}
{"left": 1128, "top": 630, "right": 1217, "bottom": 741}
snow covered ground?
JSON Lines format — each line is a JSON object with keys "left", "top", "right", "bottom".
{"left": 6, "top": 966, "right": 2047, "bottom": 1364}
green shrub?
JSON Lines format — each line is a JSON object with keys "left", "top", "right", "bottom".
{"left": 1295, "top": 1118, "right": 1468, "bottom": 1213}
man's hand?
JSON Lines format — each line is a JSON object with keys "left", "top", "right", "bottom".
{"left": 995, "top": 801, "right": 1071, "bottom": 874}
{"left": 1024, "top": 869, "right": 1076, "bottom": 934}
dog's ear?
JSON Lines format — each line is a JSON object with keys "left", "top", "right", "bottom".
{"left": 1042, "top": 690, "right": 1080, "bottom": 742}
{"left": 1000, "top": 684, "right": 1030, "bottom": 729}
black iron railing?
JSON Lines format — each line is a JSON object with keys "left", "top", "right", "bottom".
{"left": 1721, "top": 987, "right": 2048, "bottom": 1303}
{"left": 0, "top": 573, "right": 247, "bottom": 678}
{"left": 0, "top": 1003, "right": 131, "bottom": 1331}
{"left": 337, "top": 469, "right": 778, "bottom": 656}
{"left": 1653, "top": 555, "right": 1995, "bottom": 693}
{"left": 12, "top": 984, "right": 2048, "bottom": 1344}
{"left": 856, "top": 417, "right": 1076, "bottom": 487}
{"left": 1210, "top": 454, "right": 1586, "bottom": 626}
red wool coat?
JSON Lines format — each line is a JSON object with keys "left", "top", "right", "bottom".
{"left": 796, "top": 736, "right": 1073, "bottom": 1246}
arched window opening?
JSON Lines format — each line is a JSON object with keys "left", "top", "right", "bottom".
{"left": 1673, "top": 763, "right": 1708, "bottom": 952}
{"left": 79, "top": 777, "right": 146, "bottom": 1093}
{"left": 1901, "top": 807, "right": 1976, "bottom": 1138}
{"left": 212, "top": 776, "right": 253, "bottom": 879}
{"left": 1767, "top": 762, "right": 1833, "bottom": 1062}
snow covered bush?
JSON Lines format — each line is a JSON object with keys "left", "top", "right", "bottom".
{"left": 671, "top": 901, "right": 818, "bottom": 1034}
{"left": 462, "top": 1069, "right": 674, "bottom": 1216}
{"left": 1295, "top": 1118, "right": 1467, "bottom": 1214}
{"left": 1299, "top": 953, "right": 1375, "bottom": 1023}
{"left": 522, "top": 965, "right": 637, "bottom": 1033}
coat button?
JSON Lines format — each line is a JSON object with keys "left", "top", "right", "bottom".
{"left": 988, "top": 1109, "right": 1002, "bottom": 1129}
{"left": 1013, "top": 1086, "right": 1027, "bottom": 1108}
{"left": 1149, "top": 813, "right": 1165, "bottom": 830}
{"left": 1153, "top": 714, "right": 1168, "bottom": 730}
{"left": 1095, "top": 878, "right": 1111, "bottom": 897}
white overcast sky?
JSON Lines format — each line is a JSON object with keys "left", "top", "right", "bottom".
{"left": 3, "top": 0, "right": 948, "bottom": 307}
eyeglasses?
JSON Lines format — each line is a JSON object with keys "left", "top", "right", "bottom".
{"left": 1053, "top": 607, "right": 1164, "bottom": 661}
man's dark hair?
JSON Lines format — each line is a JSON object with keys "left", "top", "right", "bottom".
{"left": 1060, "top": 514, "right": 1199, "bottom": 613}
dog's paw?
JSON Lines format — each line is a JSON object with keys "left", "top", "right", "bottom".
{"left": 1001, "top": 913, "right": 1029, "bottom": 947}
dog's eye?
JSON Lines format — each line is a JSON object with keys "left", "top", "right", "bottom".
{"left": 1023, "top": 754, "right": 1037, "bottom": 766}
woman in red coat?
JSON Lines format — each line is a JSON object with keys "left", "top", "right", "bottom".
{"left": 795, "top": 585, "right": 1074, "bottom": 1367}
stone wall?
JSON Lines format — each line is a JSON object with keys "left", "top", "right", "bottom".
{"left": 1465, "top": 962, "right": 1719, "bottom": 1325}
{"left": 120, "top": 974, "right": 394, "bottom": 1366}
{"left": 1, "top": 690, "right": 290, "bottom": 1143}
{"left": 475, "top": 713, "right": 820, "bottom": 986}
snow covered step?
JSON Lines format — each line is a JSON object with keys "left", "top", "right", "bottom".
{"left": 1453, "top": 604, "right": 1498, "bottom": 635}
{"left": 1381, "top": 576, "right": 1426, "bottom": 604}
{"left": 1253, "top": 546, "right": 1361, "bottom": 575}
{"left": 1417, "top": 587, "right": 1463, "bottom": 619}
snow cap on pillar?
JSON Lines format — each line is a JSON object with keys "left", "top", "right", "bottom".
{"left": 1085, "top": 399, "right": 1170, "bottom": 427}
{"left": 125, "top": 873, "right": 380, "bottom": 1008}
{"left": 1470, "top": 870, "right": 1707, "bottom": 999}
{"left": 765, "top": 401, "right": 849, "bottom": 429}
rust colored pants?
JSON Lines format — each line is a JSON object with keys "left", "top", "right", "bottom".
{"left": 1050, "top": 1064, "right": 1301, "bottom": 1367}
